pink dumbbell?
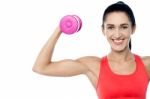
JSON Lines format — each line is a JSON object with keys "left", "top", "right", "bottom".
{"left": 59, "top": 15, "right": 82, "bottom": 35}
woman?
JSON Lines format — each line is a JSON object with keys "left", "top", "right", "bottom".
{"left": 33, "top": 1, "right": 150, "bottom": 99}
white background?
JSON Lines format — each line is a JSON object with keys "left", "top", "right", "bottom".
{"left": 0, "top": 0, "right": 150, "bottom": 99}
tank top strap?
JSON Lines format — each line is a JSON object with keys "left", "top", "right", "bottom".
{"left": 100, "top": 56, "right": 109, "bottom": 75}
{"left": 100, "top": 56, "right": 107, "bottom": 68}
{"left": 134, "top": 54, "right": 143, "bottom": 65}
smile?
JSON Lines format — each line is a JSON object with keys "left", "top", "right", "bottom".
{"left": 112, "top": 39, "right": 124, "bottom": 45}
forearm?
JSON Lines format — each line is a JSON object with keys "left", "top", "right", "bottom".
{"left": 33, "top": 27, "right": 62, "bottom": 68}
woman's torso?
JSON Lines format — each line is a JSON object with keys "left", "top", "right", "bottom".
{"left": 85, "top": 54, "right": 149, "bottom": 99}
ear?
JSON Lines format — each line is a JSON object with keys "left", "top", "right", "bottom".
{"left": 131, "top": 26, "right": 136, "bottom": 34}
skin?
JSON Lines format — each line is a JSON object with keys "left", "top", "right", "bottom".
{"left": 33, "top": 12, "right": 150, "bottom": 90}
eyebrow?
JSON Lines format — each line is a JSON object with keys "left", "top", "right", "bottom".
{"left": 106, "top": 23, "right": 129, "bottom": 26}
{"left": 106, "top": 24, "right": 114, "bottom": 27}
{"left": 120, "top": 23, "right": 129, "bottom": 26}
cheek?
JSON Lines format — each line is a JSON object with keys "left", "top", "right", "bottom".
{"left": 126, "top": 28, "right": 133, "bottom": 36}
{"left": 123, "top": 31, "right": 132, "bottom": 38}
{"left": 105, "top": 32, "right": 113, "bottom": 39}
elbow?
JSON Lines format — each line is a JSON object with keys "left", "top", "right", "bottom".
{"left": 32, "top": 63, "right": 48, "bottom": 75}
{"left": 32, "top": 64, "right": 42, "bottom": 74}
{"left": 32, "top": 66, "right": 36, "bottom": 73}
{"left": 32, "top": 65, "right": 38, "bottom": 73}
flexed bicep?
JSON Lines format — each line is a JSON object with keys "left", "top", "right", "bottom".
{"left": 33, "top": 59, "right": 89, "bottom": 77}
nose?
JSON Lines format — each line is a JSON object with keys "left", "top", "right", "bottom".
{"left": 114, "top": 28, "right": 121, "bottom": 38}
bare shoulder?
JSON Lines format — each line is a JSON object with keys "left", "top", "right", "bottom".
{"left": 77, "top": 56, "right": 101, "bottom": 66}
{"left": 142, "top": 56, "right": 150, "bottom": 78}
{"left": 142, "top": 56, "right": 150, "bottom": 65}
{"left": 76, "top": 56, "right": 102, "bottom": 74}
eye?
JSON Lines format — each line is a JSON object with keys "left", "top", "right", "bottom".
{"left": 107, "top": 26, "right": 114, "bottom": 30}
{"left": 121, "top": 26, "right": 128, "bottom": 30}
{"left": 123, "top": 26, "right": 128, "bottom": 29}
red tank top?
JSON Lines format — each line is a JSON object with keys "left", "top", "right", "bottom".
{"left": 96, "top": 54, "right": 149, "bottom": 99}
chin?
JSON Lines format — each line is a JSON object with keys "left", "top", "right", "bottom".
{"left": 111, "top": 46, "right": 127, "bottom": 52}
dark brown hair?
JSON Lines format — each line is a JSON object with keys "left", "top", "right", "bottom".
{"left": 102, "top": 1, "right": 136, "bottom": 50}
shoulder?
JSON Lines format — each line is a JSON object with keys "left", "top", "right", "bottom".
{"left": 141, "top": 56, "right": 150, "bottom": 68}
{"left": 142, "top": 56, "right": 150, "bottom": 65}
{"left": 76, "top": 56, "right": 102, "bottom": 70}
{"left": 77, "top": 56, "right": 101, "bottom": 65}
{"left": 141, "top": 56, "right": 150, "bottom": 78}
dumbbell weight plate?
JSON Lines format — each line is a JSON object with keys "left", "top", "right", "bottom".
{"left": 60, "top": 15, "right": 82, "bottom": 35}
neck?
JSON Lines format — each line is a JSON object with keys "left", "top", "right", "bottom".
{"left": 108, "top": 49, "right": 134, "bottom": 62}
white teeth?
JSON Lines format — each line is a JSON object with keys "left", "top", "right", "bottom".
{"left": 114, "top": 39, "right": 123, "bottom": 43}
{"left": 113, "top": 39, "right": 123, "bottom": 44}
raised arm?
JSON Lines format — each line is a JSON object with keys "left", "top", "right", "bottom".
{"left": 32, "top": 27, "right": 92, "bottom": 76}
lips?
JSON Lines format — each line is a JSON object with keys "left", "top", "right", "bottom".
{"left": 112, "top": 39, "right": 124, "bottom": 45}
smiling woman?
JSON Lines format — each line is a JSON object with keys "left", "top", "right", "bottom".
{"left": 102, "top": 12, "right": 134, "bottom": 52}
{"left": 102, "top": 1, "right": 135, "bottom": 51}
{"left": 33, "top": 1, "right": 150, "bottom": 99}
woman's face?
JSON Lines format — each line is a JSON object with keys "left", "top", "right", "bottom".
{"left": 102, "top": 12, "right": 135, "bottom": 52}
